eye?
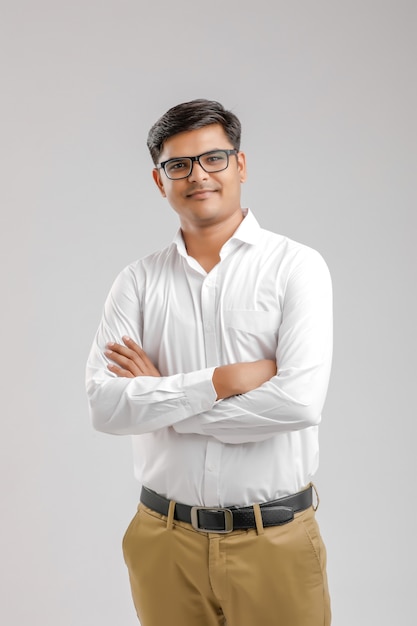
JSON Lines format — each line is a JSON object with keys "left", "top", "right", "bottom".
{"left": 205, "top": 151, "right": 226, "bottom": 164}
{"left": 166, "top": 159, "right": 189, "bottom": 174}
{"left": 199, "top": 151, "right": 227, "bottom": 170}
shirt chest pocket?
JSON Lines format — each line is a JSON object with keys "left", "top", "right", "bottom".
{"left": 223, "top": 310, "right": 281, "bottom": 359}
{"left": 224, "top": 309, "right": 281, "bottom": 334}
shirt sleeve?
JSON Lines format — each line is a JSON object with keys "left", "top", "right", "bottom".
{"left": 85, "top": 264, "right": 217, "bottom": 435}
{"left": 173, "top": 248, "right": 333, "bottom": 443}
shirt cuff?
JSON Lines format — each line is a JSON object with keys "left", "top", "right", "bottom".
{"left": 183, "top": 367, "right": 217, "bottom": 415}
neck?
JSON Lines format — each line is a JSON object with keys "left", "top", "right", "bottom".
{"left": 181, "top": 209, "right": 245, "bottom": 272}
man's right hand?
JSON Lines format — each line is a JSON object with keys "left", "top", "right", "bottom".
{"left": 212, "top": 360, "right": 277, "bottom": 400}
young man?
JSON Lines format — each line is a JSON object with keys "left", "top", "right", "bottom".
{"left": 86, "top": 99, "right": 333, "bottom": 626}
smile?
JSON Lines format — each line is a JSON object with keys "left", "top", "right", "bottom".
{"left": 187, "top": 188, "right": 216, "bottom": 199}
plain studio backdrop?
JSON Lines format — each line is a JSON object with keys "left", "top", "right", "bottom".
{"left": 1, "top": 1, "right": 415, "bottom": 625}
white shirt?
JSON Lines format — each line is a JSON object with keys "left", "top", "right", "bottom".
{"left": 86, "top": 209, "right": 333, "bottom": 507}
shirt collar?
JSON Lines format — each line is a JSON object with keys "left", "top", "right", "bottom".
{"left": 229, "top": 208, "right": 261, "bottom": 245}
{"left": 173, "top": 208, "right": 261, "bottom": 257}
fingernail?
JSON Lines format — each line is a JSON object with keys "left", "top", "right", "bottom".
{"left": 122, "top": 335, "right": 131, "bottom": 342}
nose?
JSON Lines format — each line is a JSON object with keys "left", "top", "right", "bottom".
{"left": 188, "top": 159, "right": 209, "bottom": 182}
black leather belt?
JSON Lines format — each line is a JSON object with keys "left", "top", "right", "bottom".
{"left": 140, "top": 485, "right": 313, "bottom": 533}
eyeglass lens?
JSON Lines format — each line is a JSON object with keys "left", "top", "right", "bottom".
{"left": 165, "top": 150, "right": 230, "bottom": 179}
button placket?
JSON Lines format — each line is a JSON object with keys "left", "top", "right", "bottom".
{"left": 203, "top": 440, "right": 222, "bottom": 504}
{"left": 199, "top": 267, "right": 223, "bottom": 504}
{"left": 201, "top": 269, "right": 219, "bottom": 367}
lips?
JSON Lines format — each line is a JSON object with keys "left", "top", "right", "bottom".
{"left": 186, "top": 187, "right": 217, "bottom": 198}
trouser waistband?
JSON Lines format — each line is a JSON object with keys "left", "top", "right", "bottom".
{"left": 140, "top": 485, "right": 313, "bottom": 533}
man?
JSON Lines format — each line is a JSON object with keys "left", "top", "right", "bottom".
{"left": 86, "top": 98, "right": 333, "bottom": 626}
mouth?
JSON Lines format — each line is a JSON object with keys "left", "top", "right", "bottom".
{"left": 186, "top": 188, "right": 217, "bottom": 199}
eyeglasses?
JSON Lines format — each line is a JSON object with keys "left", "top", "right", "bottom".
{"left": 156, "top": 149, "right": 238, "bottom": 180}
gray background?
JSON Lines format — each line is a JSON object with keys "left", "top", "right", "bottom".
{"left": 1, "top": 1, "right": 415, "bottom": 625}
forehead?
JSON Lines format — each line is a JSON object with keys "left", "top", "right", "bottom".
{"left": 160, "top": 124, "right": 233, "bottom": 161}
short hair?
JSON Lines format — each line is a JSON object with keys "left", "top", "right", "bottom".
{"left": 147, "top": 99, "right": 242, "bottom": 165}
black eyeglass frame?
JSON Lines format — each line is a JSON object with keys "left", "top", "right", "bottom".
{"left": 155, "top": 149, "right": 238, "bottom": 180}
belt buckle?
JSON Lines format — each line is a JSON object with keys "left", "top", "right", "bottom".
{"left": 190, "top": 506, "right": 234, "bottom": 533}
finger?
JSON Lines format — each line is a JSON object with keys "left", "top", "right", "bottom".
{"left": 106, "top": 341, "right": 137, "bottom": 357}
{"left": 105, "top": 339, "right": 161, "bottom": 377}
{"left": 121, "top": 336, "right": 152, "bottom": 364}
{"left": 106, "top": 342, "right": 148, "bottom": 371}
{"left": 105, "top": 350, "right": 142, "bottom": 376}
{"left": 122, "top": 336, "right": 161, "bottom": 376}
{"left": 107, "top": 363, "right": 134, "bottom": 378}
{"left": 122, "top": 335, "right": 142, "bottom": 350}
{"left": 107, "top": 340, "right": 147, "bottom": 364}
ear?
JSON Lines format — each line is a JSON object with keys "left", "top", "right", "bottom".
{"left": 152, "top": 168, "right": 167, "bottom": 197}
{"left": 237, "top": 151, "right": 247, "bottom": 183}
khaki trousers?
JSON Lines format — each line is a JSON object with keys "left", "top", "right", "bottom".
{"left": 122, "top": 499, "right": 331, "bottom": 626}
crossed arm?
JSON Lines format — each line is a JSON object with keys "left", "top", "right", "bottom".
{"left": 87, "top": 247, "right": 332, "bottom": 440}
{"left": 105, "top": 336, "right": 277, "bottom": 399}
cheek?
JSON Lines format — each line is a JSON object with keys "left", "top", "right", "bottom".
{"left": 226, "top": 179, "right": 243, "bottom": 198}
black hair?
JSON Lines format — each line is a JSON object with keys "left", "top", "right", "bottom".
{"left": 147, "top": 99, "right": 241, "bottom": 165}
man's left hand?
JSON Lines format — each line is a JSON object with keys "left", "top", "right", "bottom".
{"left": 105, "top": 336, "right": 161, "bottom": 378}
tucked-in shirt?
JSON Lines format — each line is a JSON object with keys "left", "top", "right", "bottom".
{"left": 86, "top": 209, "right": 333, "bottom": 507}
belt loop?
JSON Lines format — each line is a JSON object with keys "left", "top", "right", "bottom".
{"left": 166, "top": 499, "right": 176, "bottom": 530}
{"left": 311, "top": 483, "right": 320, "bottom": 511}
{"left": 253, "top": 503, "right": 265, "bottom": 535}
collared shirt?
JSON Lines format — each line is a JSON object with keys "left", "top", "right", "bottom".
{"left": 86, "top": 209, "right": 333, "bottom": 507}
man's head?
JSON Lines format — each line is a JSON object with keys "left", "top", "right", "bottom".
{"left": 147, "top": 99, "right": 241, "bottom": 165}
{"left": 148, "top": 99, "right": 247, "bottom": 232}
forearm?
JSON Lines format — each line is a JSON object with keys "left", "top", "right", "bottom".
{"left": 87, "top": 350, "right": 276, "bottom": 435}
{"left": 212, "top": 359, "right": 277, "bottom": 399}
{"left": 86, "top": 360, "right": 217, "bottom": 435}
{"left": 173, "top": 353, "right": 332, "bottom": 443}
